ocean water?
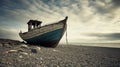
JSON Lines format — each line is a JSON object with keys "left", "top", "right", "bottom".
{"left": 78, "top": 43, "right": 120, "bottom": 48}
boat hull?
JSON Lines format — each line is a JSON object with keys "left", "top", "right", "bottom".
{"left": 19, "top": 17, "right": 68, "bottom": 47}
{"left": 24, "top": 28, "right": 64, "bottom": 47}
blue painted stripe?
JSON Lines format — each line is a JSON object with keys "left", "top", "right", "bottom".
{"left": 25, "top": 28, "right": 63, "bottom": 43}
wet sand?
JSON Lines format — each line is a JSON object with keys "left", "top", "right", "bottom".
{"left": 0, "top": 39, "right": 120, "bottom": 67}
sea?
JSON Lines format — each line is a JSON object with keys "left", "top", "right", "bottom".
{"left": 78, "top": 43, "right": 120, "bottom": 48}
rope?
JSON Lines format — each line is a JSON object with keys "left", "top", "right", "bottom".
{"left": 66, "top": 24, "right": 69, "bottom": 45}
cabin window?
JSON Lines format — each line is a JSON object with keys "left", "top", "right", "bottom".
{"left": 31, "top": 25, "right": 34, "bottom": 29}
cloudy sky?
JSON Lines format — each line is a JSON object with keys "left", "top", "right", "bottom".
{"left": 0, "top": 0, "right": 120, "bottom": 44}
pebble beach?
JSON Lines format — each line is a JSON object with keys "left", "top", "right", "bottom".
{"left": 0, "top": 39, "right": 120, "bottom": 67}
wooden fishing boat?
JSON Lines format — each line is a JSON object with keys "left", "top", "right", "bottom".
{"left": 19, "top": 16, "right": 68, "bottom": 47}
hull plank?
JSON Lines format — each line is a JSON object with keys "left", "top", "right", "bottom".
{"left": 24, "top": 28, "right": 63, "bottom": 47}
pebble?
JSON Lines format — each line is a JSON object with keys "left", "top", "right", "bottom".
{"left": 18, "top": 49, "right": 24, "bottom": 52}
{"left": 5, "top": 50, "right": 18, "bottom": 53}
{"left": 40, "top": 57, "right": 43, "bottom": 60}
{"left": 20, "top": 44, "right": 28, "bottom": 49}
{"left": 57, "top": 65, "right": 60, "bottom": 67}
{"left": 2, "top": 44, "right": 11, "bottom": 48}
{"left": 53, "top": 49, "right": 57, "bottom": 52}
{"left": 19, "top": 55, "right": 23, "bottom": 58}
{"left": 53, "top": 49, "right": 60, "bottom": 52}
{"left": 5, "top": 49, "right": 25, "bottom": 53}
{"left": 36, "top": 46, "right": 41, "bottom": 50}
{"left": 21, "top": 52, "right": 28, "bottom": 55}
{"left": 31, "top": 47, "right": 41, "bottom": 53}
{"left": 31, "top": 48, "right": 37, "bottom": 53}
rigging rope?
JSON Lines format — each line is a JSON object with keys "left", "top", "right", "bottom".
{"left": 66, "top": 23, "right": 69, "bottom": 45}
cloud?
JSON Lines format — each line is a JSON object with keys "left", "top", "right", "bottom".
{"left": 0, "top": 0, "right": 120, "bottom": 43}
{"left": 1, "top": 0, "right": 119, "bottom": 24}
{"left": 0, "top": 28, "right": 21, "bottom": 40}
{"left": 112, "top": 0, "right": 120, "bottom": 7}
{"left": 86, "top": 33, "right": 120, "bottom": 41}
{"left": 87, "top": 0, "right": 120, "bottom": 23}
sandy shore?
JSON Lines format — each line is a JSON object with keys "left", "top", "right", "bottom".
{"left": 0, "top": 39, "right": 120, "bottom": 67}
